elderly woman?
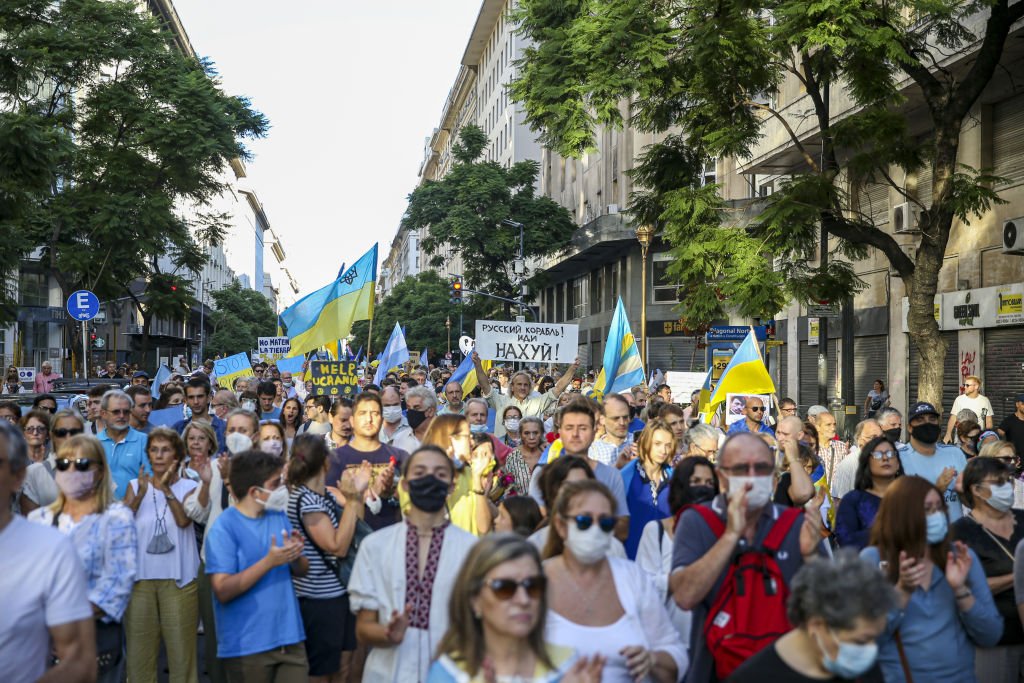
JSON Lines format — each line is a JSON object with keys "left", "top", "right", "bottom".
{"left": 429, "top": 534, "right": 604, "bottom": 682}
{"left": 502, "top": 416, "right": 546, "bottom": 498}
{"left": 835, "top": 435, "right": 904, "bottom": 550}
{"left": 20, "top": 408, "right": 85, "bottom": 514}
{"left": 28, "top": 435, "right": 138, "bottom": 683}
{"left": 953, "top": 457, "right": 1024, "bottom": 681}
{"left": 730, "top": 551, "right": 895, "bottom": 681}
{"left": 979, "top": 440, "right": 1023, "bottom": 509}
{"left": 543, "top": 480, "right": 687, "bottom": 682}
{"left": 621, "top": 419, "right": 675, "bottom": 559}
{"left": 21, "top": 408, "right": 52, "bottom": 464}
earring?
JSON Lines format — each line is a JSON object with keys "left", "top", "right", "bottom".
{"left": 473, "top": 610, "right": 482, "bottom": 619}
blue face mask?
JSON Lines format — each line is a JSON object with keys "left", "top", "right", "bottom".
{"left": 469, "top": 423, "right": 488, "bottom": 435}
{"left": 926, "top": 510, "right": 948, "bottom": 544}
{"left": 818, "top": 630, "right": 879, "bottom": 678}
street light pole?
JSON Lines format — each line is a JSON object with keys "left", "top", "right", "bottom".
{"left": 635, "top": 224, "right": 655, "bottom": 374}
{"left": 501, "top": 219, "right": 526, "bottom": 321}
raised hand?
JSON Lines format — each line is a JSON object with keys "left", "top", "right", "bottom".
{"left": 193, "top": 454, "right": 213, "bottom": 485}
{"left": 339, "top": 461, "right": 372, "bottom": 500}
{"left": 799, "top": 486, "right": 826, "bottom": 557}
{"left": 897, "top": 550, "right": 927, "bottom": 595}
{"left": 371, "top": 461, "right": 396, "bottom": 498}
{"left": 725, "top": 480, "right": 749, "bottom": 535}
{"left": 135, "top": 466, "right": 150, "bottom": 499}
{"left": 945, "top": 540, "right": 973, "bottom": 591}
{"left": 157, "top": 466, "right": 175, "bottom": 493}
{"left": 385, "top": 604, "right": 411, "bottom": 644}
{"left": 936, "top": 466, "right": 957, "bottom": 491}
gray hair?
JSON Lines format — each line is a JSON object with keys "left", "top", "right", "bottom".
{"left": 0, "top": 419, "right": 29, "bottom": 473}
{"left": 50, "top": 409, "right": 85, "bottom": 432}
{"left": 876, "top": 407, "right": 902, "bottom": 423}
{"left": 214, "top": 389, "right": 239, "bottom": 409}
{"left": 684, "top": 423, "right": 721, "bottom": 450}
{"left": 956, "top": 408, "right": 979, "bottom": 425}
{"left": 787, "top": 551, "right": 897, "bottom": 628}
{"left": 465, "top": 397, "right": 489, "bottom": 414}
{"left": 225, "top": 408, "right": 259, "bottom": 433}
{"left": 520, "top": 416, "right": 545, "bottom": 434}
{"left": 100, "top": 389, "right": 134, "bottom": 411}
{"left": 852, "top": 419, "right": 880, "bottom": 444}
{"left": 406, "top": 385, "right": 438, "bottom": 411}
{"left": 807, "top": 405, "right": 829, "bottom": 420}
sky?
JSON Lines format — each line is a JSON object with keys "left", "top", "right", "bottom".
{"left": 171, "top": 0, "right": 483, "bottom": 297}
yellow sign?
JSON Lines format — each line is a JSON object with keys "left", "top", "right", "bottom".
{"left": 711, "top": 349, "right": 733, "bottom": 381}
{"left": 766, "top": 340, "right": 785, "bottom": 347}
{"left": 808, "top": 318, "right": 820, "bottom": 347}
{"left": 998, "top": 289, "right": 1023, "bottom": 315}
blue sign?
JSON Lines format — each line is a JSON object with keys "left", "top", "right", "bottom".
{"left": 706, "top": 325, "right": 767, "bottom": 342}
{"left": 66, "top": 290, "right": 100, "bottom": 321}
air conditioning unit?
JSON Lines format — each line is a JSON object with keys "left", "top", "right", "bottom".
{"left": 892, "top": 202, "right": 920, "bottom": 234}
{"left": 1003, "top": 217, "right": 1024, "bottom": 255}
{"left": 608, "top": 203, "right": 619, "bottom": 215}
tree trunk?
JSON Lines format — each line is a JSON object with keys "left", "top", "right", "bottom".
{"left": 904, "top": 240, "right": 948, "bottom": 409}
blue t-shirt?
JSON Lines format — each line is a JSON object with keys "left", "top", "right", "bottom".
{"left": 260, "top": 407, "right": 282, "bottom": 422}
{"left": 898, "top": 443, "right": 968, "bottom": 520}
{"left": 205, "top": 508, "right": 305, "bottom": 658}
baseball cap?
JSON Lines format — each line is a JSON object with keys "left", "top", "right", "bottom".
{"left": 132, "top": 371, "right": 150, "bottom": 379}
{"left": 908, "top": 401, "right": 940, "bottom": 420}
{"left": 1016, "top": 393, "right": 1024, "bottom": 403}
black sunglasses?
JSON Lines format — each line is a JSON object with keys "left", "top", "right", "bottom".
{"left": 485, "top": 576, "right": 547, "bottom": 600}
{"left": 54, "top": 428, "right": 84, "bottom": 438}
{"left": 55, "top": 457, "right": 95, "bottom": 472}
{"left": 749, "top": 406, "right": 766, "bottom": 412}
{"left": 566, "top": 514, "right": 617, "bottom": 533}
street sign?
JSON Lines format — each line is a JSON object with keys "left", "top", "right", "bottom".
{"left": 66, "top": 290, "right": 100, "bottom": 321}
{"left": 706, "top": 325, "right": 767, "bottom": 342}
{"left": 807, "top": 303, "right": 840, "bottom": 318}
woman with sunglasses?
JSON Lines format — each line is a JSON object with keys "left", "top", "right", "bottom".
{"left": 430, "top": 534, "right": 605, "bottom": 682}
{"left": 21, "top": 408, "right": 51, "bottom": 464}
{"left": 543, "top": 480, "right": 686, "bottom": 682}
{"left": 123, "top": 427, "right": 201, "bottom": 683}
{"left": 980, "top": 441, "right": 1023, "bottom": 509}
{"left": 28, "top": 434, "right": 138, "bottom": 683}
{"left": 835, "top": 436, "right": 904, "bottom": 550}
{"left": 620, "top": 419, "right": 675, "bottom": 560}
{"left": 20, "top": 409, "right": 85, "bottom": 514}
{"left": 952, "top": 457, "right": 1024, "bottom": 681}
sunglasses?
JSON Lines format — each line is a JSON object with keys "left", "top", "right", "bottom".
{"left": 54, "top": 428, "right": 84, "bottom": 438}
{"left": 566, "top": 514, "right": 617, "bottom": 533}
{"left": 748, "top": 406, "right": 766, "bottom": 412}
{"left": 996, "top": 456, "right": 1019, "bottom": 466}
{"left": 55, "top": 457, "right": 95, "bottom": 472}
{"left": 485, "top": 576, "right": 547, "bottom": 600}
{"left": 870, "top": 450, "right": 897, "bottom": 460}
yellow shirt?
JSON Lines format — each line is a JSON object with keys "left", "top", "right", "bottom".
{"left": 398, "top": 462, "right": 494, "bottom": 536}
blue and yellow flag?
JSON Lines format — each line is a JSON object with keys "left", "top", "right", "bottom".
{"left": 373, "top": 323, "right": 410, "bottom": 385}
{"left": 592, "top": 297, "right": 645, "bottom": 399}
{"left": 280, "top": 245, "right": 377, "bottom": 357}
{"left": 704, "top": 329, "right": 775, "bottom": 422}
{"left": 446, "top": 353, "right": 492, "bottom": 398}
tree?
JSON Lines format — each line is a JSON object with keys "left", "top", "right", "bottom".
{"left": 207, "top": 280, "right": 277, "bottom": 357}
{"left": 402, "top": 125, "right": 577, "bottom": 315}
{"left": 0, "top": 0, "right": 268, "bottom": 369}
{"left": 511, "top": 0, "right": 1019, "bottom": 407}
{"left": 352, "top": 272, "right": 467, "bottom": 363}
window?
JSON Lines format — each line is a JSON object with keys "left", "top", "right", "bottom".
{"left": 19, "top": 271, "right": 48, "bottom": 307}
{"left": 570, "top": 274, "right": 589, "bottom": 319}
{"left": 590, "top": 267, "right": 604, "bottom": 314}
{"left": 607, "top": 261, "right": 619, "bottom": 304}
{"left": 702, "top": 158, "right": 717, "bottom": 186}
{"left": 652, "top": 252, "right": 682, "bottom": 303}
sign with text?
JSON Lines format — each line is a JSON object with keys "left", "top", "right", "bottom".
{"left": 665, "top": 371, "right": 706, "bottom": 405}
{"left": 808, "top": 318, "right": 820, "bottom": 346}
{"left": 309, "top": 361, "right": 359, "bottom": 397}
{"left": 807, "top": 303, "right": 840, "bottom": 318}
{"left": 213, "top": 352, "right": 254, "bottom": 387}
{"left": 475, "top": 321, "right": 579, "bottom": 364}
{"left": 257, "top": 337, "right": 290, "bottom": 356}
{"left": 707, "top": 326, "right": 767, "bottom": 342}
{"left": 16, "top": 367, "right": 36, "bottom": 383}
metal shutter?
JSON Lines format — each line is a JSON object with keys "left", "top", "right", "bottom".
{"left": 854, "top": 335, "right": 889, "bottom": 409}
{"left": 859, "top": 183, "right": 890, "bottom": 227}
{"left": 983, "top": 327, "right": 1024, "bottom": 425}
{"left": 908, "top": 331, "right": 959, "bottom": 420}
{"left": 647, "top": 338, "right": 705, "bottom": 373}
{"left": 799, "top": 341, "right": 838, "bottom": 412}
{"left": 916, "top": 166, "right": 932, "bottom": 209}
{"left": 993, "top": 93, "right": 1024, "bottom": 182}
{"left": 577, "top": 343, "right": 589, "bottom": 368}
{"left": 778, "top": 344, "right": 788, "bottom": 399}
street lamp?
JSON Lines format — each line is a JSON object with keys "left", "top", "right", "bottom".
{"left": 501, "top": 219, "right": 526, "bottom": 321}
{"left": 635, "top": 224, "right": 656, "bottom": 373}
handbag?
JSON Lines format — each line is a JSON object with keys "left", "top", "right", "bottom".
{"left": 294, "top": 490, "right": 372, "bottom": 586}
{"left": 146, "top": 488, "right": 175, "bottom": 554}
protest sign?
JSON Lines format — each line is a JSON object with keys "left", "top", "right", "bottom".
{"left": 474, "top": 321, "right": 578, "bottom": 364}
{"left": 309, "top": 361, "right": 359, "bottom": 397}
{"left": 258, "top": 337, "right": 290, "bottom": 355}
{"left": 665, "top": 372, "right": 706, "bottom": 405}
{"left": 276, "top": 355, "right": 306, "bottom": 377}
{"left": 213, "top": 352, "right": 254, "bottom": 388}
{"left": 724, "top": 394, "right": 773, "bottom": 425}
{"left": 16, "top": 367, "right": 36, "bottom": 384}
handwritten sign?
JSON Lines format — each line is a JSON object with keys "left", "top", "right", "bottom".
{"left": 475, "top": 321, "right": 578, "bottom": 364}
{"left": 309, "top": 361, "right": 359, "bottom": 397}
{"left": 258, "top": 337, "right": 290, "bottom": 355}
{"left": 213, "top": 352, "right": 254, "bottom": 387}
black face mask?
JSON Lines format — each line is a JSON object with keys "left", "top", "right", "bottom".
{"left": 630, "top": 406, "right": 641, "bottom": 419}
{"left": 406, "top": 408, "right": 428, "bottom": 430}
{"left": 685, "top": 485, "right": 716, "bottom": 506}
{"left": 883, "top": 428, "right": 902, "bottom": 444}
{"left": 911, "top": 422, "right": 941, "bottom": 445}
{"left": 407, "top": 474, "right": 449, "bottom": 512}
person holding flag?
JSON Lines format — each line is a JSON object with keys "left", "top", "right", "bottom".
{"left": 703, "top": 329, "right": 776, "bottom": 425}
{"left": 472, "top": 352, "right": 579, "bottom": 439}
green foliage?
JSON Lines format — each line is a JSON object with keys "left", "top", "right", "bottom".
{"left": 350, "top": 272, "right": 465, "bottom": 361}
{"left": 402, "top": 124, "right": 577, "bottom": 304}
{"left": 207, "top": 280, "right": 277, "bottom": 357}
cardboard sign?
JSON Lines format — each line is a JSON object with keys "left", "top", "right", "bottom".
{"left": 665, "top": 371, "right": 706, "bottom": 405}
{"left": 213, "top": 352, "right": 255, "bottom": 388}
{"left": 474, "top": 321, "right": 578, "bottom": 364}
{"left": 258, "top": 337, "right": 291, "bottom": 355}
{"left": 725, "top": 394, "right": 773, "bottom": 425}
{"left": 309, "top": 361, "right": 359, "bottom": 397}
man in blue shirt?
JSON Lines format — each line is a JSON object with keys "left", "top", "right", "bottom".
{"left": 256, "top": 381, "right": 281, "bottom": 422}
{"left": 899, "top": 401, "right": 968, "bottom": 520}
{"left": 172, "top": 377, "right": 226, "bottom": 452}
{"left": 728, "top": 396, "right": 775, "bottom": 436}
{"left": 96, "top": 390, "right": 149, "bottom": 498}
{"left": 205, "top": 449, "right": 308, "bottom": 678}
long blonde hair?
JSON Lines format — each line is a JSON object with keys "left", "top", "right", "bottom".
{"left": 48, "top": 435, "right": 114, "bottom": 514}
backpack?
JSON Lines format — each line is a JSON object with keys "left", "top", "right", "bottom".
{"left": 692, "top": 504, "right": 803, "bottom": 680}
{"left": 293, "top": 490, "right": 373, "bottom": 586}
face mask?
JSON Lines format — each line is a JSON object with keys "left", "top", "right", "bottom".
{"left": 55, "top": 469, "right": 96, "bottom": 499}
{"left": 926, "top": 510, "right": 948, "bottom": 544}
{"left": 504, "top": 419, "right": 521, "bottom": 433}
{"left": 406, "top": 408, "right": 428, "bottom": 430}
{"left": 911, "top": 422, "right": 941, "bottom": 445}
{"left": 257, "top": 485, "right": 289, "bottom": 512}
{"left": 728, "top": 475, "right": 774, "bottom": 510}
{"left": 241, "top": 399, "right": 257, "bottom": 412}
{"left": 407, "top": 474, "right": 449, "bottom": 512}
{"left": 883, "top": 428, "right": 902, "bottom": 444}
{"left": 260, "top": 440, "right": 283, "bottom": 456}
{"left": 985, "top": 482, "right": 1015, "bottom": 513}
{"left": 381, "top": 406, "right": 403, "bottom": 424}
{"left": 226, "top": 432, "right": 253, "bottom": 454}
{"left": 817, "top": 630, "right": 879, "bottom": 678}
{"left": 470, "top": 423, "right": 488, "bottom": 434}
{"left": 565, "top": 523, "right": 612, "bottom": 565}
{"left": 686, "top": 485, "right": 716, "bottom": 505}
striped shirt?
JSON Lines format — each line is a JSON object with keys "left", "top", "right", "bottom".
{"left": 288, "top": 486, "right": 345, "bottom": 598}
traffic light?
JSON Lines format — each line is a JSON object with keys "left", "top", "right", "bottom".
{"left": 170, "top": 284, "right": 178, "bottom": 292}
{"left": 449, "top": 276, "right": 463, "bottom": 305}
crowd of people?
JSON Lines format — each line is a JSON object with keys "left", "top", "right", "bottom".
{"left": 2, "top": 358, "right": 1024, "bottom": 683}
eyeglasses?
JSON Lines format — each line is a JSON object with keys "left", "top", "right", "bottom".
{"left": 719, "top": 463, "right": 776, "bottom": 476}
{"left": 53, "top": 428, "right": 84, "bottom": 438}
{"left": 565, "top": 514, "right": 617, "bottom": 533}
{"left": 24, "top": 425, "right": 48, "bottom": 434}
{"left": 485, "top": 576, "right": 547, "bottom": 601}
{"left": 996, "top": 456, "right": 1019, "bottom": 466}
{"left": 55, "top": 457, "right": 95, "bottom": 472}
{"left": 870, "top": 450, "right": 897, "bottom": 460}
{"left": 780, "top": 407, "right": 797, "bottom": 413}
{"left": 748, "top": 407, "right": 766, "bottom": 413}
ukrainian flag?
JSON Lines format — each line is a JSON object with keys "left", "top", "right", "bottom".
{"left": 446, "top": 353, "right": 492, "bottom": 398}
{"left": 280, "top": 245, "right": 377, "bottom": 357}
{"left": 373, "top": 323, "right": 410, "bottom": 385}
{"left": 592, "top": 297, "right": 645, "bottom": 399}
{"left": 696, "top": 366, "right": 713, "bottom": 416}
{"left": 704, "top": 329, "right": 775, "bottom": 422}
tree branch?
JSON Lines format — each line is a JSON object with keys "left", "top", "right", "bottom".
{"left": 824, "top": 214, "right": 915, "bottom": 278}
{"left": 949, "top": 0, "right": 1020, "bottom": 122}
{"left": 743, "top": 100, "right": 821, "bottom": 173}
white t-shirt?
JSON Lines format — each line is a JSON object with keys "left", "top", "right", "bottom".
{"left": 0, "top": 517, "right": 92, "bottom": 683}
{"left": 951, "top": 394, "right": 995, "bottom": 423}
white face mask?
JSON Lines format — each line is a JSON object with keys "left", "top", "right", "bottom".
{"left": 381, "top": 406, "right": 403, "bottom": 424}
{"left": 564, "top": 522, "right": 612, "bottom": 565}
{"left": 985, "top": 482, "right": 1015, "bottom": 513}
{"left": 257, "top": 485, "right": 289, "bottom": 512}
{"left": 260, "top": 440, "right": 283, "bottom": 457}
{"left": 226, "top": 432, "right": 253, "bottom": 454}
{"left": 504, "top": 419, "right": 521, "bottom": 433}
{"left": 728, "top": 475, "right": 774, "bottom": 510}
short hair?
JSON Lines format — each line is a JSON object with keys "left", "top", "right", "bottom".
{"left": 956, "top": 409, "right": 979, "bottom": 425}
{"left": 656, "top": 384, "right": 671, "bottom": 394}
{"left": 965, "top": 375, "right": 981, "bottom": 385}
{"left": 256, "top": 380, "right": 277, "bottom": 397}
{"left": 603, "top": 393, "right": 630, "bottom": 411}
{"left": 329, "top": 396, "right": 353, "bottom": 416}
{"left": 182, "top": 421, "right": 218, "bottom": 457}
{"left": 401, "top": 444, "right": 456, "bottom": 479}
{"left": 961, "top": 456, "right": 1011, "bottom": 509}
{"left": 559, "top": 400, "right": 596, "bottom": 427}
{"left": 362, "top": 383, "right": 381, "bottom": 393}
{"left": 228, "top": 449, "right": 284, "bottom": 501}
{"left": 406, "top": 385, "right": 438, "bottom": 411}
{"left": 683, "top": 422, "right": 720, "bottom": 450}
{"left": 185, "top": 376, "right": 211, "bottom": 395}
{"left": 353, "top": 392, "right": 382, "bottom": 413}
{"left": 214, "top": 389, "right": 239, "bottom": 408}
{"left": 979, "top": 440, "right": 1017, "bottom": 458}
{"left": 305, "top": 395, "right": 331, "bottom": 413}
{"left": 876, "top": 406, "right": 902, "bottom": 423}
{"left": 852, "top": 419, "right": 880, "bottom": 444}
{"left": 100, "top": 389, "right": 133, "bottom": 411}
{"left": 0, "top": 419, "right": 30, "bottom": 473}
{"left": 807, "top": 405, "right": 829, "bottom": 420}
{"left": 32, "top": 393, "right": 56, "bottom": 408}
{"left": 88, "top": 384, "right": 113, "bottom": 399}
{"left": 787, "top": 551, "right": 896, "bottom": 628}
{"left": 464, "top": 397, "right": 488, "bottom": 415}
{"left": 22, "top": 409, "right": 53, "bottom": 432}
{"left": 49, "top": 409, "right": 84, "bottom": 433}
{"left": 225, "top": 408, "right": 260, "bottom": 434}
{"left": 402, "top": 377, "right": 419, "bottom": 390}
{"left": 146, "top": 427, "right": 187, "bottom": 464}
{"left": 779, "top": 397, "right": 797, "bottom": 408}
{"left": 720, "top": 432, "right": 773, "bottom": 467}
{"left": 0, "top": 400, "right": 22, "bottom": 420}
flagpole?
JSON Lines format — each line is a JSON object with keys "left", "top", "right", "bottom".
{"left": 750, "top": 324, "right": 782, "bottom": 421}
{"left": 366, "top": 314, "right": 374, "bottom": 362}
